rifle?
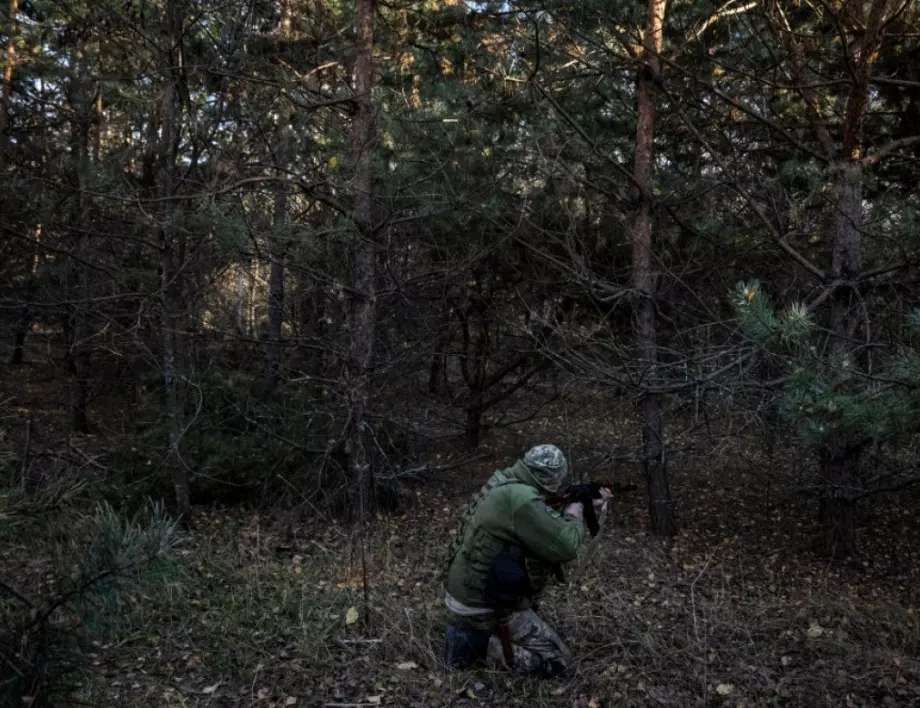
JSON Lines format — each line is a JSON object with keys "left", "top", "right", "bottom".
{"left": 496, "top": 610, "right": 515, "bottom": 669}
{"left": 544, "top": 481, "right": 638, "bottom": 536}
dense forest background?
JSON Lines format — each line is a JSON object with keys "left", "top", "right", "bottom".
{"left": 2, "top": 0, "right": 920, "bottom": 705}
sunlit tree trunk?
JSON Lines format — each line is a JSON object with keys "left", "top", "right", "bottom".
{"left": 0, "top": 0, "right": 16, "bottom": 173}
{"left": 631, "top": 0, "right": 676, "bottom": 536}
{"left": 4, "top": 0, "right": 27, "bottom": 366}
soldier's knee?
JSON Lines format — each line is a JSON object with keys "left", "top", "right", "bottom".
{"left": 485, "top": 636, "right": 570, "bottom": 677}
{"left": 444, "top": 625, "right": 490, "bottom": 670}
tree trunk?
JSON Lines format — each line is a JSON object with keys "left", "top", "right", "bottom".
{"left": 343, "top": 0, "right": 378, "bottom": 518}
{"left": 0, "top": 0, "right": 16, "bottom": 173}
{"left": 264, "top": 186, "right": 286, "bottom": 392}
{"left": 428, "top": 315, "right": 452, "bottom": 394}
{"left": 236, "top": 264, "right": 246, "bottom": 334}
{"left": 66, "top": 39, "right": 93, "bottom": 435}
{"left": 160, "top": 0, "right": 190, "bottom": 519}
{"left": 428, "top": 348, "right": 444, "bottom": 394}
{"left": 263, "top": 0, "right": 293, "bottom": 394}
{"left": 819, "top": 446, "right": 860, "bottom": 558}
{"left": 68, "top": 308, "right": 91, "bottom": 434}
{"left": 631, "top": 0, "right": 675, "bottom": 536}
{"left": 161, "top": 243, "right": 188, "bottom": 518}
{"left": 464, "top": 404, "right": 482, "bottom": 449}
{"left": 815, "top": 0, "right": 890, "bottom": 555}
{"left": 10, "top": 323, "right": 25, "bottom": 365}
{"left": 63, "top": 313, "right": 89, "bottom": 434}
{"left": 819, "top": 164, "right": 864, "bottom": 555}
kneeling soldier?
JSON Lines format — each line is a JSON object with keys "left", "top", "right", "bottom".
{"left": 442, "top": 444, "right": 609, "bottom": 677}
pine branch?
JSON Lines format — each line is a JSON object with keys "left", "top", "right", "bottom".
{"left": 0, "top": 579, "right": 35, "bottom": 608}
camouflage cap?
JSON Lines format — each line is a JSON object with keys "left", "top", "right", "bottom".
{"left": 522, "top": 444, "right": 568, "bottom": 492}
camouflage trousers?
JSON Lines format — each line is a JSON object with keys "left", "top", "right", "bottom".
{"left": 446, "top": 609, "right": 572, "bottom": 677}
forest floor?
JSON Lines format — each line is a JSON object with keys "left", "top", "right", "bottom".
{"left": 3, "top": 365, "right": 920, "bottom": 707}
{"left": 71, "top": 461, "right": 920, "bottom": 708}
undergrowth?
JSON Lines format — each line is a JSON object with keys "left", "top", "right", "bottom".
{"left": 0, "top": 484, "right": 181, "bottom": 707}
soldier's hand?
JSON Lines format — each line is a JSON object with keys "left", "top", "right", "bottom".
{"left": 564, "top": 502, "right": 584, "bottom": 519}
{"left": 594, "top": 487, "right": 613, "bottom": 510}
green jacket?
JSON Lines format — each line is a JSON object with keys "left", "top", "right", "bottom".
{"left": 444, "top": 460, "right": 586, "bottom": 611}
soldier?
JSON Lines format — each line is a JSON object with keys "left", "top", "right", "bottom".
{"left": 442, "top": 444, "right": 610, "bottom": 677}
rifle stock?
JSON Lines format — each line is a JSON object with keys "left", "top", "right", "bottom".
{"left": 496, "top": 610, "right": 514, "bottom": 668}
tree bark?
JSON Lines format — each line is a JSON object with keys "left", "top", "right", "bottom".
{"left": 236, "top": 264, "right": 246, "bottom": 334}
{"left": 631, "top": 0, "right": 676, "bottom": 536}
{"left": 160, "top": 0, "right": 190, "bottom": 519}
{"left": 344, "top": 0, "right": 378, "bottom": 518}
{"left": 0, "top": 0, "right": 16, "bottom": 173}
{"left": 66, "top": 38, "right": 93, "bottom": 435}
{"left": 10, "top": 322, "right": 25, "bottom": 365}
{"left": 63, "top": 314, "right": 89, "bottom": 434}
{"left": 816, "top": 0, "right": 890, "bottom": 557}
{"left": 464, "top": 405, "right": 482, "bottom": 449}
{"left": 264, "top": 186, "right": 287, "bottom": 392}
{"left": 819, "top": 446, "right": 860, "bottom": 558}
{"left": 263, "top": 0, "right": 294, "bottom": 394}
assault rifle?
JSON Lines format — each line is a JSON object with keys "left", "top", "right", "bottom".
{"left": 544, "top": 481, "right": 638, "bottom": 536}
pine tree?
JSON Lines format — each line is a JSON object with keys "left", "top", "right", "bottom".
{"left": 734, "top": 280, "right": 920, "bottom": 556}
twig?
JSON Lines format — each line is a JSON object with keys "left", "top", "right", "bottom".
{"left": 20, "top": 415, "right": 32, "bottom": 491}
{"left": 373, "top": 453, "right": 487, "bottom": 481}
{"left": 359, "top": 463, "right": 372, "bottom": 632}
{"left": 860, "top": 135, "right": 920, "bottom": 167}
{"left": 690, "top": 555, "right": 714, "bottom": 647}
{"left": 0, "top": 579, "right": 36, "bottom": 608}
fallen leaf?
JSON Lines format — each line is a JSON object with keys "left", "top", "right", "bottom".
{"left": 201, "top": 682, "right": 221, "bottom": 695}
{"left": 716, "top": 683, "right": 734, "bottom": 696}
{"left": 345, "top": 606, "right": 359, "bottom": 625}
{"left": 284, "top": 698, "right": 297, "bottom": 706}
{"left": 395, "top": 661, "right": 418, "bottom": 670}
{"left": 806, "top": 622, "right": 824, "bottom": 639}
{"left": 367, "top": 696, "right": 382, "bottom": 705}
{"left": 588, "top": 697, "right": 600, "bottom": 708}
